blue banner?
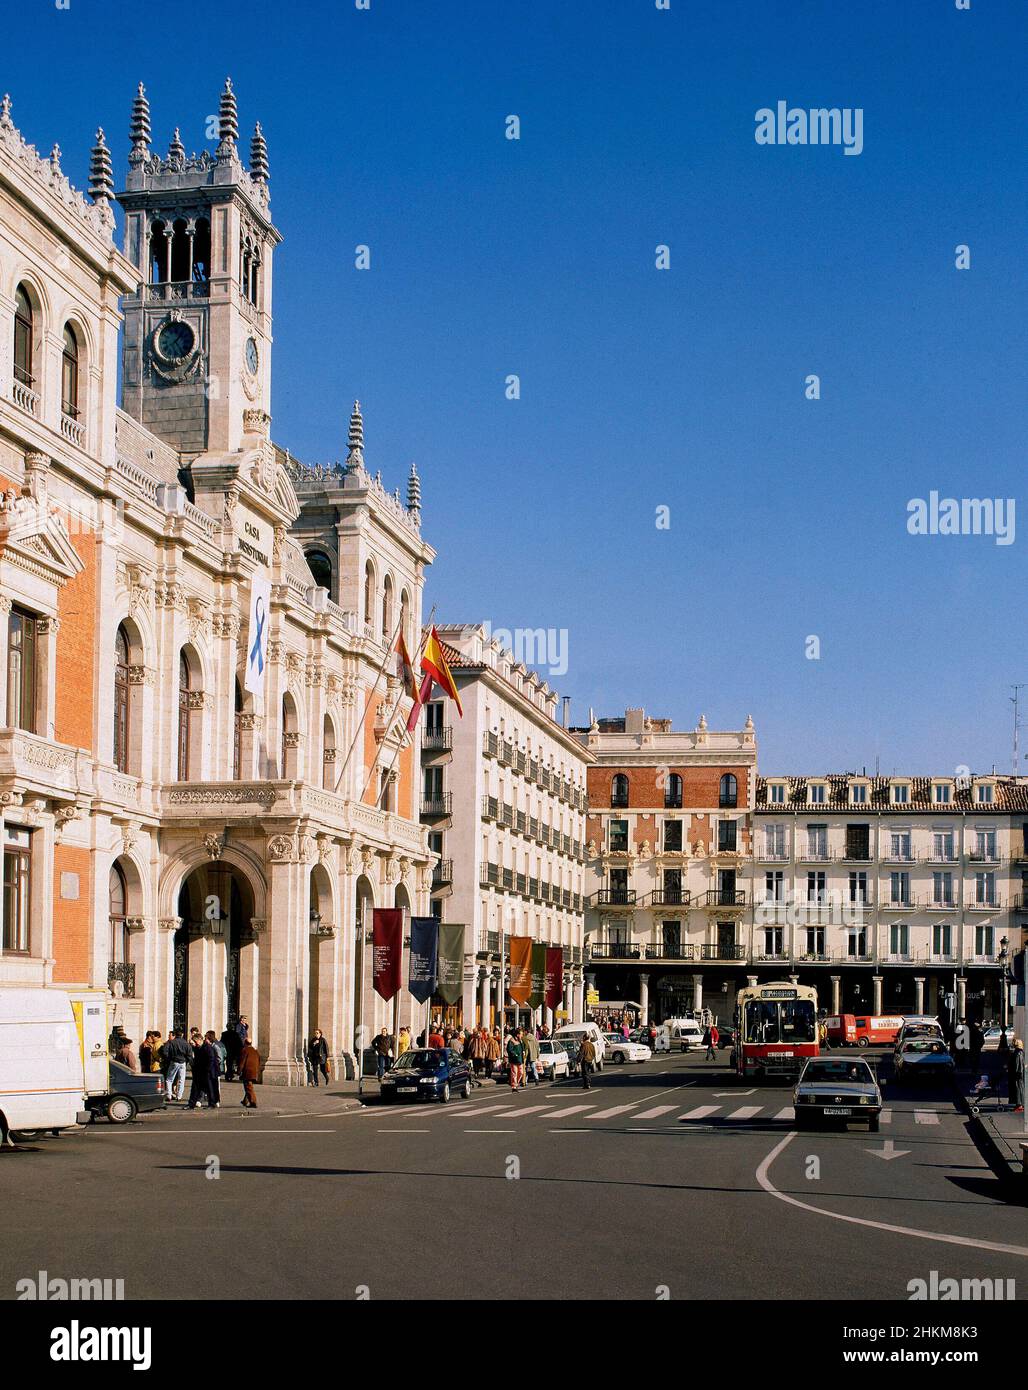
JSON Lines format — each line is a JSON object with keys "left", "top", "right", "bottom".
{"left": 408, "top": 917, "right": 439, "bottom": 1004}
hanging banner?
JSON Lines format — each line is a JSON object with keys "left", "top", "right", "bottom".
{"left": 408, "top": 917, "right": 439, "bottom": 1004}
{"left": 243, "top": 573, "right": 272, "bottom": 698}
{"left": 529, "top": 942, "right": 547, "bottom": 1009}
{"left": 436, "top": 923, "right": 465, "bottom": 1005}
{"left": 372, "top": 908, "right": 403, "bottom": 1001}
{"left": 544, "top": 947, "right": 564, "bottom": 1011}
{"left": 508, "top": 935, "right": 533, "bottom": 1005}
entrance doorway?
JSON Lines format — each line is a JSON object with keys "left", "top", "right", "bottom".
{"left": 174, "top": 864, "right": 257, "bottom": 1035}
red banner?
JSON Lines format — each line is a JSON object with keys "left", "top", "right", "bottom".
{"left": 508, "top": 935, "right": 533, "bottom": 1005}
{"left": 544, "top": 947, "right": 564, "bottom": 1011}
{"left": 372, "top": 908, "right": 403, "bottom": 1001}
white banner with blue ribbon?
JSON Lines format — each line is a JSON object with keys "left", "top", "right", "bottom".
{"left": 244, "top": 573, "right": 272, "bottom": 699}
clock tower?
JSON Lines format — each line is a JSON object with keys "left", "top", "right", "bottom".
{"left": 117, "top": 80, "right": 280, "bottom": 457}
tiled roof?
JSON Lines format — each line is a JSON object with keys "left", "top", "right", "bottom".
{"left": 756, "top": 774, "right": 1028, "bottom": 813}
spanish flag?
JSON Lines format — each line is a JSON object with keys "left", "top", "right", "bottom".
{"left": 396, "top": 632, "right": 418, "bottom": 702}
{"left": 421, "top": 626, "right": 463, "bottom": 718}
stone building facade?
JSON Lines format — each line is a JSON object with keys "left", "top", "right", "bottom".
{"left": 0, "top": 83, "right": 435, "bottom": 1081}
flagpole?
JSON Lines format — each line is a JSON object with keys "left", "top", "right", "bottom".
{"left": 355, "top": 606, "right": 437, "bottom": 807}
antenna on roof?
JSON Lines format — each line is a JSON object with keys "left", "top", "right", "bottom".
{"left": 1010, "top": 684, "right": 1026, "bottom": 777}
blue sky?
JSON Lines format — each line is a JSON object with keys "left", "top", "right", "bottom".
{"left": 9, "top": 0, "right": 1026, "bottom": 773}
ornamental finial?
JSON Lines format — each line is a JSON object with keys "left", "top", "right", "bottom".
{"left": 347, "top": 400, "right": 364, "bottom": 463}
{"left": 89, "top": 128, "right": 115, "bottom": 204}
{"left": 130, "top": 82, "right": 151, "bottom": 155}
{"left": 407, "top": 461, "right": 421, "bottom": 519}
{"left": 218, "top": 77, "right": 238, "bottom": 148}
{"left": 168, "top": 127, "right": 185, "bottom": 162}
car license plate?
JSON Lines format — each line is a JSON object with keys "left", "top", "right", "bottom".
{"left": 823, "top": 1107, "right": 851, "bottom": 1116}
{"left": 779, "top": 1051, "right": 794, "bottom": 1057}
{"left": 397, "top": 1087, "right": 416, "bottom": 1094}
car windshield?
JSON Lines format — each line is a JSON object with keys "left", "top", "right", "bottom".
{"left": 904, "top": 1040, "right": 948, "bottom": 1055}
{"left": 539, "top": 1042, "right": 555, "bottom": 1053}
{"left": 743, "top": 999, "right": 816, "bottom": 1043}
{"left": 903, "top": 1025, "right": 942, "bottom": 1039}
{"left": 393, "top": 1050, "right": 443, "bottom": 1072}
{"left": 802, "top": 1060, "right": 874, "bottom": 1085}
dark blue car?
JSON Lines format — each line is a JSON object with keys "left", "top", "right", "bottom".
{"left": 379, "top": 1048, "right": 473, "bottom": 1104}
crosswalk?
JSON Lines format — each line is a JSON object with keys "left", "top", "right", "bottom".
{"left": 371, "top": 1099, "right": 957, "bottom": 1128}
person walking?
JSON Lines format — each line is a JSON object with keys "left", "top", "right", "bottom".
{"left": 138, "top": 1031, "right": 156, "bottom": 1073}
{"left": 308, "top": 1028, "right": 330, "bottom": 1087}
{"left": 114, "top": 1034, "right": 139, "bottom": 1073}
{"left": 188, "top": 1033, "right": 218, "bottom": 1109}
{"left": 706, "top": 1022, "right": 720, "bottom": 1061}
{"left": 486, "top": 1028, "right": 500, "bottom": 1079}
{"left": 203, "top": 1031, "right": 222, "bottom": 1108}
{"left": 239, "top": 1038, "right": 261, "bottom": 1108}
{"left": 968, "top": 1020, "right": 985, "bottom": 1075}
{"left": 161, "top": 1029, "right": 192, "bottom": 1103}
{"left": 221, "top": 1025, "right": 241, "bottom": 1081}
{"left": 506, "top": 1029, "right": 526, "bottom": 1092}
{"left": 397, "top": 1026, "right": 411, "bottom": 1059}
{"left": 373, "top": 1026, "right": 395, "bottom": 1080}
{"left": 1008, "top": 1038, "right": 1025, "bottom": 1114}
{"left": 578, "top": 1035, "right": 597, "bottom": 1090}
{"left": 523, "top": 1028, "right": 541, "bottom": 1084}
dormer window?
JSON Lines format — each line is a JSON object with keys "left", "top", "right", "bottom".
{"left": 933, "top": 783, "right": 952, "bottom": 805}
{"left": 850, "top": 783, "right": 868, "bottom": 805}
{"left": 976, "top": 783, "right": 994, "bottom": 805}
{"left": 808, "top": 783, "right": 826, "bottom": 805}
{"left": 892, "top": 783, "right": 910, "bottom": 805}
{"left": 769, "top": 783, "right": 785, "bottom": 805}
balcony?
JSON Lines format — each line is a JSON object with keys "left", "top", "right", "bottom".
{"left": 590, "top": 889, "right": 637, "bottom": 908}
{"left": 839, "top": 848, "right": 872, "bottom": 863}
{"left": 107, "top": 962, "right": 136, "bottom": 999}
{"left": 968, "top": 852, "right": 1002, "bottom": 864}
{"left": 1013, "top": 895, "right": 1028, "bottom": 914}
{"left": 11, "top": 377, "right": 39, "bottom": 417}
{"left": 60, "top": 411, "right": 86, "bottom": 448}
{"left": 648, "top": 889, "right": 692, "bottom": 908}
{"left": 702, "top": 889, "right": 746, "bottom": 908}
{"left": 754, "top": 849, "right": 790, "bottom": 862}
{"left": 590, "top": 942, "right": 641, "bottom": 960}
{"left": 644, "top": 942, "right": 696, "bottom": 961}
{"left": 420, "top": 792, "right": 452, "bottom": 819}
{"left": 610, "top": 796, "right": 629, "bottom": 810}
{"left": 967, "top": 897, "right": 1002, "bottom": 912}
{"left": 797, "top": 848, "right": 833, "bottom": 863}
{"left": 700, "top": 943, "right": 747, "bottom": 960}
{"left": 431, "top": 858, "right": 453, "bottom": 887}
{"left": 422, "top": 726, "right": 452, "bottom": 753}
{"left": 753, "top": 948, "right": 791, "bottom": 963}
{"left": 482, "top": 732, "right": 500, "bottom": 759}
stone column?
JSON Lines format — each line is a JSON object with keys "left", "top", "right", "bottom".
{"left": 638, "top": 971, "right": 650, "bottom": 1024}
{"left": 747, "top": 974, "right": 758, "bottom": 988}
{"left": 872, "top": 975, "right": 883, "bottom": 1014}
{"left": 830, "top": 975, "right": 841, "bottom": 1014}
{"left": 788, "top": 973, "right": 799, "bottom": 986}
{"left": 260, "top": 838, "right": 308, "bottom": 1085}
{"left": 478, "top": 966, "right": 490, "bottom": 1027}
{"left": 914, "top": 976, "right": 925, "bottom": 1014}
{"left": 691, "top": 973, "right": 703, "bottom": 1016}
{"left": 956, "top": 976, "right": 966, "bottom": 1018}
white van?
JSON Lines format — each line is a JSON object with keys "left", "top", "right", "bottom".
{"left": 553, "top": 1023, "right": 606, "bottom": 1071}
{"left": 0, "top": 989, "right": 89, "bottom": 1143}
{"left": 656, "top": 1020, "right": 705, "bottom": 1052}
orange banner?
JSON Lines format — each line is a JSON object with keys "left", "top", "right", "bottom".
{"left": 508, "top": 935, "right": 533, "bottom": 1005}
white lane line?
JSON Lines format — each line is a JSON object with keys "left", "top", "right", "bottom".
{"left": 774, "top": 1107, "right": 794, "bottom": 1121}
{"left": 442, "top": 1104, "right": 507, "bottom": 1118}
{"left": 491, "top": 1105, "right": 553, "bottom": 1118}
{"left": 546, "top": 1105, "right": 595, "bottom": 1119}
{"left": 632, "top": 1105, "right": 678, "bottom": 1120}
{"left": 729, "top": 1105, "right": 763, "bottom": 1121}
{"left": 585, "top": 1103, "right": 640, "bottom": 1120}
{"left": 378, "top": 1129, "right": 429, "bottom": 1133}
{"left": 914, "top": 1111, "right": 941, "bottom": 1126}
{"left": 881, "top": 1109, "right": 893, "bottom": 1124}
{"left": 757, "top": 1132, "right": 1028, "bottom": 1258}
{"left": 465, "top": 1129, "right": 515, "bottom": 1134}
{"left": 133, "top": 1128, "right": 335, "bottom": 1134}
{"left": 679, "top": 1105, "right": 721, "bottom": 1121}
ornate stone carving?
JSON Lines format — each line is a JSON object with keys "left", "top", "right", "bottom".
{"left": 237, "top": 713, "right": 263, "bottom": 732}
{"left": 267, "top": 834, "right": 295, "bottom": 862}
{"left": 124, "top": 917, "right": 147, "bottom": 933}
{"left": 35, "top": 615, "right": 60, "bottom": 635}
{"left": 211, "top": 610, "right": 241, "bottom": 640}
{"left": 158, "top": 917, "right": 182, "bottom": 933}
{"left": 166, "top": 785, "right": 277, "bottom": 810}
{"left": 203, "top": 832, "right": 224, "bottom": 860}
{"left": 360, "top": 846, "right": 375, "bottom": 877}
{"left": 316, "top": 835, "right": 334, "bottom": 864}
{"left": 127, "top": 665, "right": 156, "bottom": 687}
{"left": 282, "top": 731, "right": 302, "bottom": 749}
{"left": 249, "top": 918, "right": 267, "bottom": 936}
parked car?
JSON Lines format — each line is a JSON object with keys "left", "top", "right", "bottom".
{"left": 894, "top": 1018, "right": 945, "bottom": 1056}
{"left": 793, "top": 1057, "right": 882, "bottom": 1131}
{"left": 554, "top": 1024, "right": 606, "bottom": 1072}
{"left": 894, "top": 1038, "right": 955, "bottom": 1084}
{"left": 603, "top": 1033, "right": 652, "bottom": 1064}
{"left": 712, "top": 1022, "right": 736, "bottom": 1050}
{"left": 982, "top": 1026, "right": 1013, "bottom": 1052}
{"left": 379, "top": 1048, "right": 473, "bottom": 1103}
{"left": 537, "top": 1040, "right": 570, "bottom": 1079}
{"left": 86, "top": 1060, "right": 165, "bottom": 1124}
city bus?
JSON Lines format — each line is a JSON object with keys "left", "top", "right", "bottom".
{"left": 733, "top": 981, "right": 819, "bottom": 1080}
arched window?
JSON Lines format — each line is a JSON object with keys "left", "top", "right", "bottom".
{"left": 114, "top": 625, "right": 130, "bottom": 773}
{"left": 719, "top": 773, "right": 738, "bottom": 809}
{"left": 192, "top": 218, "right": 211, "bottom": 283}
{"left": 381, "top": 574, "right": 393, "bottom": 641}
{"left": 281, "top": 693, "right": 299, "bottom": 778}
{"left": 399, "top": 589, "right": 410, "bottom": 647}
{"left": 322, "top": 714, "right": 335, "bottom": 790}
{"left": 14, "top": 284, "right": 33, "bottom": 386}
{"left": 177, "top": 652, "right": 192, "bottom": 780}
{"left": 61, "top": 324, "right": 80, "bottom": 418}
{"left": 305, "top": 550, "right": 333, "bottom": 593}
{"left": 664, "top": 772, "right": 683, "bottom": 808}
{"left": 109, "top": 862, "right": 127, "bottom": 965}
{"left": 363, "top": 562, "right": 374, "bottom": 628}
{"left": 611, "top": 773, "right": 629, "bottom": 808}
{"left": 233, "top": 679, "right": 243, "bottom": 781}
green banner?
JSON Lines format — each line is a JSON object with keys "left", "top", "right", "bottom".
{"left": 436, "top": 923, "right": 465, "bottom": 1005}
{"left": 529, "top": 942, "right": 546, "bottom": 1009}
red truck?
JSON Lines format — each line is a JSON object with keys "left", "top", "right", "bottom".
{"left": 824, "top": 1014, "right": 904, "bottom": 1048}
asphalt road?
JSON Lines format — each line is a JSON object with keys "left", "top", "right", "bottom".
{"left": 2, "top": 1049, "right": 1025, "bottom": 1301}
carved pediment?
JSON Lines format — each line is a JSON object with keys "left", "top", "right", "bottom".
{"left": 0, "top": 499, "right": 85, "bottom": 585}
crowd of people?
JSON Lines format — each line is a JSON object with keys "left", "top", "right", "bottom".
{"left": 108, "top": 1017, "right": 263, "bottom": 1108}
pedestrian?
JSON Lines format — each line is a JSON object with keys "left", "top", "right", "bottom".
{"left": 706, "top": 1022, "right": 720, "bottom": 1061}
{"left": 308, "top": 1028, "right": 330, "bottom": 1087}
{"left": 397, "top": 1026, "right": 411, "bottom": 1059}
{"left": 1008, "top": 1038, "right": 1025, "bottom": 1114}
{"left": 523, "top": 1027, "right": 541, "bottom": 1084}
{"left": 239, "top": 1038, "right": 261, "bottom": 1108}
{"left": 147, "top": 1030, "right": 164, "bottom": 1073}
{"left": 428, "top": 1022, "right": 445, "bottom": 1048}
{"left": 138, "top": 1031, "right": 156, "bottom": 1073}
{"left": 188, "top": 1033, "right": 218, "bottom": 1109}
{"left": 373, "top": 1026, "right": 395, "bottom": 1080}
{"left": 114, "top": 1034, "right": 139, "bottom": 1072}
{"left": 235, "top": 1015, "right": 250, "bottom": 1047}
{"left": 486, "top": 1028, "right": 500, "bottom": 1079}
{"left": 968, "top": 1020, "right": 985, "bottom": 1074}
{"left": 506, "top": 1028, "right": 526, "bottom": 1091}
{"left": 578, "top": 1035, "right": 597, "bottom": 1090}
{"left": 161, "top": 1029, "right": 192, "bottom": 1102}
{"left": 221, "top": 1025, "right": 241, "bottom": 1081}
{"left": 469, "top": 1025, "right": 487, "bottom": 1076}
{"left": 202, "top": 1030, "right": 222, "bottom": 1108}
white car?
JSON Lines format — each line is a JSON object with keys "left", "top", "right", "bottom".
{"left": 537, "top": 1040, "right": 570, "bottom": 1078}
{"left": 982, "top": 1027, "right": 1013, "bottom": 1052}
{"left": 603, "top": 1033, "right": 652, "bottom": 1064}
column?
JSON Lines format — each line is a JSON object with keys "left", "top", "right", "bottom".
{"left": 914, "top": 976, "right": 925, "bottom": 1014}
{"left": 478, "top": 966, "right": 490, "bottom": 1027}
{"left": 830, "top": 975, "right": 841, "bottom": 1014}
{"left": 788, "top": 973, "right": 799, "bottom": 986}
{"left": 691, "top": 973, "right": 703, "bottom": 1017}
{"left": 956, "top": 976, "right": 966, "bottom": 1018}
{"left": 872, "top": 975, "right": 883, "bottom": 1015}
{"left": 638, "top": 971, "right": 650, "bottom": 1024}
{"left": 746, "top": 974, "right": 758, "bottom": 988}
{"left": 260, "top": 846, "right": 307, "bottom": 1085}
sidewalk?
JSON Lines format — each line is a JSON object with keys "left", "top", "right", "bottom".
{"left": 958, "top": 1082, "right": 1028, "bottom": 1196}
{"left": 183, "top": 1071, "right": 507, "bottom": 1115}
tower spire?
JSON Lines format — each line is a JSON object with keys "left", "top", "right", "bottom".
{"left": 217, "top": 77, "right": 238, "bottom": 155}
{"left": 88, "top": 128, "right": 115, "bottom": 207}
{"left": 168, "top": 127, "right": 185, "bottom": 163}
{"left": 347, "top": 400, "right": 364, "bottom": 466}
{"left": 406, "top": 461, "right": 421, "bottom": 524}
{"left": 129, "top": 82, "right": 151, "bottom": 165}
{"left": 250, "top": 122, "right": 269, "bottom": 182}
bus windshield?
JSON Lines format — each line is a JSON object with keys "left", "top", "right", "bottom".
{"left": 743, "top": 999, "right": 816, "bottom": 1044}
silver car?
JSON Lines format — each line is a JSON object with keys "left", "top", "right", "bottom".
{"left": 793, "top": 1057, "right": 882, "bottom": 1131}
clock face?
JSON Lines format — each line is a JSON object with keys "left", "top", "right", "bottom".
{"left": 156, "top": 319, "right": 195, "bottom": 361}
{"left": 245, "top": 337, "right": 259, "bottom": 375}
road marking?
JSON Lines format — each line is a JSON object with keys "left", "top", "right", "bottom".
{"left": 134, "top": 1128, "right": 335, "bottom": 1134}
{"left": 378, "top": 1129, "right": 429, "bottom": 1133}
{"left": 881, "top": 1109, "right": 893, "bottom": 1124}
{"left": 585, "top": 1103, "right": 640, "bottom": 1119}
{"left": 492, "top": 1105, "right": 553, "bottom": 1118}
{"left": 715, "top": 1088, "right": 754, "bottom": 1097}
{"left": 546, "top": 1105, "right": 596, "bottom": 1118}
{"left": 442, "top": 1104, "right": 507, "bottom": 1118}
{"left": 730, "top": 1105, "right": 763, "bottom": 1120}
{"left": 679, "top": 1105, "right": 721, "bottom": 1121}
{"left": 632, "top": 1105, "right": 678, "bottom": 1120}
{"left": 774, "top": 1107, "right": 794, "bottom": 1120}
{"left": 866, "top": 1140, "right": 909, "bottom": 1160}
{"left": 465, "top": 1129, "right": 515, "bottom": 1134}
{"left": 756, "top": 1132, "right": 1028, "bottom": 1258}
{"left": 914, "top": 1111, "right": 940, "bottom": 1125}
